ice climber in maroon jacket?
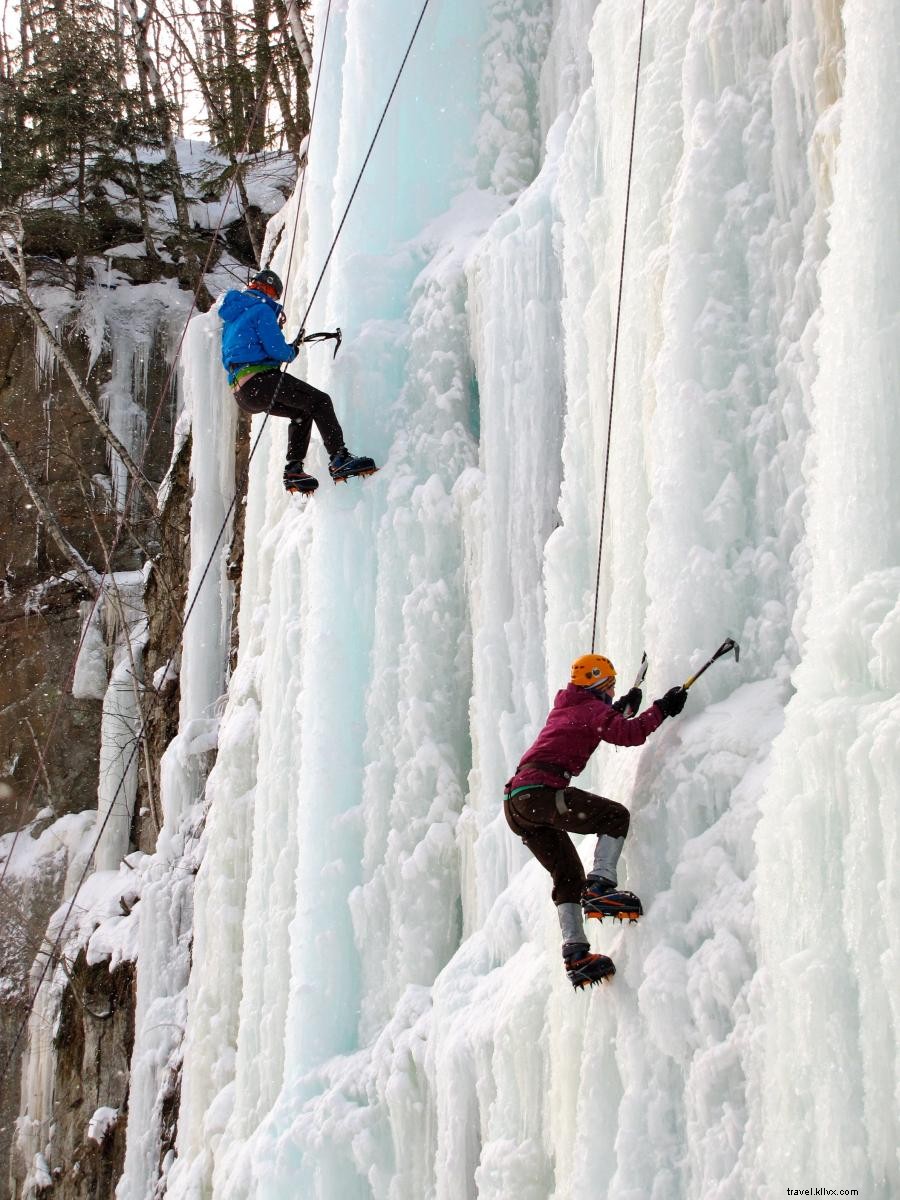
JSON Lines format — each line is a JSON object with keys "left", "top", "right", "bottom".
{"left": 504, "top": 653, "right": 687, "bottom": 990}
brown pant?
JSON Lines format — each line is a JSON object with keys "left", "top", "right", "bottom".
{"left": 503, "top": 786, "right": 630, "bottom": 904}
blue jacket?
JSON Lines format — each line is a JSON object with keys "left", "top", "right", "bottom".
{"left": 219, "top": 288, "right": 297, "bottom": 381}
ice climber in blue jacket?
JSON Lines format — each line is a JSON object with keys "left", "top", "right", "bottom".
{"left": 219, "top": 269, "right": 376, "bottom": 493}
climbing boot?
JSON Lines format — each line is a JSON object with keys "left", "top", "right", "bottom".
{"left": 582, "top": 877, "right": 643, "bottom": 923}
{"left": 284, "top": 461, "right": 319, "bottom": 495}
{"left": 562, "top": 941, "right": 615, "bottom": 990}
{"left": 328, "top": 447, "right": 377, "bottom": 483}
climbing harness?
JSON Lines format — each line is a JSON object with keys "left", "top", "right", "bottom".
{"left": 590, "top": 0, "right": 648, "bottom": 652}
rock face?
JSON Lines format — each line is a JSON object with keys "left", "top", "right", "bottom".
{"left": 8, "top": 954, "right": 136, "bottom": 1200}
{"left": 0, "top": 298, "right": 179, "bottom": 1198}
{"left": 0, "top": 442, "right": 194, "bottom": 1200}
{"left": 0, "top": 300, "right": 177, "bottom": 835}
{"left": 138, "top": 431, "right": 192, "bottom": 851}
{"left": 0, "top": 306, "right": 110, "bottom": 837}
{"left": 0, "top": 810, "right": 81, "bottom": 1200}
{"left": 0, "top": 159, "right": 262, "bottom": 1192}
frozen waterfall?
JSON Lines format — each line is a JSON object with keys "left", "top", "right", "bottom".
{"left": 120, "top": 0, "right": 898, "bottom": 1197}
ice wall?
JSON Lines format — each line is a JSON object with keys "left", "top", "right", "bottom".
{"left": 134, "top": 0, "right": 898, "bottom": 1197}
{"left": 754, "top": 0, "right": 900, "bottom": 1187}
{"left": 86, "top": 574, "right": 148, "bottom": 872}
{"left": 116, "top": 310, "right": 237, "bottom": 1199}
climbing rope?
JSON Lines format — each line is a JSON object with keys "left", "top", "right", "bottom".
{"left": 0, "top": 0, "right": 433, "bottom": 1092}
{"left": 300, "top": 0, "right": 433, "bottom": 328}
{"left": 280, "top": 0, "right": 334, "bottom": 300}
{"left": 591, "top": 0, "right": 648, "bottom": 652}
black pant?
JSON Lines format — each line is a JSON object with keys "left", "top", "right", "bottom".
{"left": 503, "top": 786, "right": 630, "bottom": 904}
{"left": 234, "top": 370, "right": 345, "bottom": 463}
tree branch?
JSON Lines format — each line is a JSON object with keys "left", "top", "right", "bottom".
{"left": 283, "top": 0, "right": 312, "bottom": 75}
{"left": 0, "top": 212, "right": 160, "bottom": 515}
{"left": 0, "top": 421, "right": 100, "bottom": 595}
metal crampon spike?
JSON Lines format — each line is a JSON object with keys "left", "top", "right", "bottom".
{"left": 332, "top": 467, "right": 378, "bottom": 486}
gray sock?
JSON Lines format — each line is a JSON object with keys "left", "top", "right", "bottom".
{"left": 557, "top": 902, "right": 587, "bottom": 945}
{"left": 590, "top": 835, "right": 625, "bottom": 886}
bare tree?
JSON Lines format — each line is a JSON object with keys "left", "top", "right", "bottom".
{"left": 0, "top": 423, "right": 100, "bottom": 595}
{"left": 280, "top": 0, "right": 312, "bottom": 74}
{"left": 120, "top": 0, "right": 209, "bottom": 301}
{"left": 154, "top": 2, "right": 265, "bottom": 259}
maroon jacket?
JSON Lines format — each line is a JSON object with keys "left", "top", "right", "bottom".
{"left": 507, "top": 684, "right": 665, "bottom": 790}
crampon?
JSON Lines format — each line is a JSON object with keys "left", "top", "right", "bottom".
{"left": 582, "top": 882, "right": 643, "bottom": 923}
{"left": 329, "top": 449, "right": 378, "bottom": 484}
{"left": 333, "top": 466, "right": 378, "bottom": 484}
{"left": 563, "top": 944, "right": 616, "bottom": 990}
{"left": 283, "top": 463, "right": 319, "bottom": 496}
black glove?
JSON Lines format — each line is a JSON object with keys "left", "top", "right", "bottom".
{"left": 612, "top": 688, "right": 642, "bottom": 715}
{"left": 654, "top": 686, "right": 687, "bottom": 719}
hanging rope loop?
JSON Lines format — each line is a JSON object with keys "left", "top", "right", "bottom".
{"left": 590, "top": 0, "right": 648, "bottom": 652}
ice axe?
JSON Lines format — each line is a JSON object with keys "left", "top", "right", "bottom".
{"left": 623, "top": 652, "right": 648, "bottom": 717}
{"left": 682, "top": 638, "right": 740, "bottom": 690}
{"left": 294, "top": 326, "right": 343, "bottom": 358}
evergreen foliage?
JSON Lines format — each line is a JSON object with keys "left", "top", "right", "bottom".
{"left": 1, "top": 0, "right": 149, "bottom": 207}
{"left": 0, "top": 0, "right": 312, "bottom": 288}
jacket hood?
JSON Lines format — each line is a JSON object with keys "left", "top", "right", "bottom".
{"left": 219, "top": 288, "right": 284, "bottom": 322}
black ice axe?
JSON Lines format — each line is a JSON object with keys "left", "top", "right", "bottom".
{"left": 623, "top": 651, "right": 649, "bottom": 717}
{"left": 294, "top": 326, "right": 343, "bottom": 358}
{"left": 682, "top": 638, "right": 740, "bottom": 690}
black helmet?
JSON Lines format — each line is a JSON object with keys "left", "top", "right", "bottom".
{"left": 250, "top": 268, "right": 283, "bottom": 297}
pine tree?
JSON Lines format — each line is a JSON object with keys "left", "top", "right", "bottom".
{"left": 1, "top": 0, "right": 156, "bottom": 286}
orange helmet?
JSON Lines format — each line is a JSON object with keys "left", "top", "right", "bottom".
{"left": 570, "top": 653, "right": 616, "bottom": 690}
